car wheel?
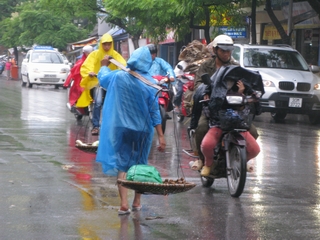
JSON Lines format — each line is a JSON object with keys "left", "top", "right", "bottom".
{"left": 54, "top": 85, "right": 59, "bottom": 89}
{"left": 21, "top": 80, "right": 26, "bottom": 87}
{"left": 309, "top": 114, "right": 320, "bottom": 125}
{"left": 271, "top": 111, "right": 286, "bottom": 122}
{"left": 26, "top": 76, "right": 33, "bottom": 88}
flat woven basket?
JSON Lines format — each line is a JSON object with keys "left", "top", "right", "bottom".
{"left": 117, "top": 179, "right": 196, "bottom": 195}
{"left": 75, "top": 144, "right": 98, "bottom": 153}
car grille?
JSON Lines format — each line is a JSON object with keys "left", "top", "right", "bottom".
{"left": 40, "top": 78, "right": 60, "bottom": 83}
{"left": 296, "top": 83, "right": 311, "bottom": 91}
{"left": 279, "top": 82, "right": 294, "bottom": 90}
{"left": 279, "top": 81, "right": 311, "bottom": 92}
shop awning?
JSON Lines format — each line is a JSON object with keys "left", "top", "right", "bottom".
{"left": 106, "top": 27, "right": 128, "bottom": 41}
{"left": 69, "top": 37, "right": 98, "bottom": 49}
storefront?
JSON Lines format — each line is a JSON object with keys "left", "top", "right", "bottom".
{"left": 262, "top": 1, "right": 320, "bottom": 65}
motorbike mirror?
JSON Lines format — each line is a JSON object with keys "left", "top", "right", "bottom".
{"left": 201, "top": 73, "right": 211, "bottom": 85}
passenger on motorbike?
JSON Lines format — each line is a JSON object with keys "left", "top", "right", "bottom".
{"left": 200, "top": 74, "right": 261, "bottom": 177}
{"left": 147, "top": 44, "right": 176, "bottom": 119}
{"left": 79, "top": 33, "right": 127, "bottom": 135}
{"left": 173, "top": 60, "right": 189, "bottom": 113}
{"left": 64, "top": 45, "right": 93, "bottom": 108}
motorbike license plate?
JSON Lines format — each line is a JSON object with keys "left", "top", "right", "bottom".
{"left": 44, "top": 74, "right": 56, "bottom": 78}
{"left": 289, "top": 98, "right": 302, "bottom": 108}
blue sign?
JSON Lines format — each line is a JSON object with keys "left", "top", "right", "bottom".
{"left": 219, "top": 27, "right": 247, "bottom": 39}
{"left": 33, "top": 46, "right": 54, "bottom": 50}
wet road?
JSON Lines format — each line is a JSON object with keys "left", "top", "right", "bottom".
{"left": 1, "top": 75, "right": 320, "bottom": 239}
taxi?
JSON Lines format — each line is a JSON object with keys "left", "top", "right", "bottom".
{"left": 21, "top": 46, "right": 70, "bottom": 89}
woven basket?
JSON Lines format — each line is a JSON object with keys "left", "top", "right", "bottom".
{"left": 117, "top": 179, "right": 196, "bottom": 195}
{"left": 75, "top": 144, "right": 98, "bottom": 153}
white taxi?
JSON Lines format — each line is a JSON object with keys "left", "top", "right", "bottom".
{"left": 21, "top": 46, "right": 70, "bottom": 89}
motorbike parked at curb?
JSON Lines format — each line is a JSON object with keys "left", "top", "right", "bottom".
{"left": 152, "top": 75, "right": 174, "bottom": 134}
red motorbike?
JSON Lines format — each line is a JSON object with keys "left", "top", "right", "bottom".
{"left": 174, "top": 73, "right": 195, "bottom": 122}
{"left": 152, "top": 75, "right": 173, "bottom": 134}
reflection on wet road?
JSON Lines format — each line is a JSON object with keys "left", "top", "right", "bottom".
{"left": 1, "top": 77, "right": 320, "bottom": 239}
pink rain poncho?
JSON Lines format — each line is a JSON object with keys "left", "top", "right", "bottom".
{"left": 96, "top": 46, "right": 162, "bottom": 175}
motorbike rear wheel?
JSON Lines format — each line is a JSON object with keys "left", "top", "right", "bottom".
{"left": 226, "top": 144, "right": 247, "bottom": 197}
{"left": 159, "top": 105, "right": 166, "bottom": 134}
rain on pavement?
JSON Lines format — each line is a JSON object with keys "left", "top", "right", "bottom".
{"left": 1, "top": 75, "right": 320, "bottom": 239}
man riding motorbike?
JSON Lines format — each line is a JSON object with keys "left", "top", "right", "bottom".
{"left": 79, "top": 33, "right": 126, "bottom": 135}
{"left": 200, "top": 66, "right": 262, "bottom": 176}
{"left": 189, "top": 35, "right": 260, "bottom": 171}
{"left": 147, "top": 44, "right": 176, "bottom": 119}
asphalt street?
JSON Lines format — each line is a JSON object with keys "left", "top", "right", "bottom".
{"left": 1, "top": 75, "right": 320, "bottom": 239}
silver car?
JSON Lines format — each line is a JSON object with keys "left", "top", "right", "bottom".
{"left": 232, "top": 44, "right": 320, "bottom": 124}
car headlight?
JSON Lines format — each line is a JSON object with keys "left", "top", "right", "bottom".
{"left": 314, "top": 83, "right": 320, "bottom": 90}
{"left": 263, "top": 80, "right": 275, "bottom": 87}
{"left": 60, "top": 68, "right": 69, "bottom": 73}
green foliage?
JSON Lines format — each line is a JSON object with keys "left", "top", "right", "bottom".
{"left": 0, "top": 0, "right": 95, "bottom": 50}
{"left": 102, "top": 0, "right": 248, "bottom": 44}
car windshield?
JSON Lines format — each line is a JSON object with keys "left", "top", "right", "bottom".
{"left": 31, "top": 52, "right": 63, "bottom": 64}
{"left": 242, "top": 48, "right": 309, "bottom": 71}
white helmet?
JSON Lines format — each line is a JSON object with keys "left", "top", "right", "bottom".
{"left": 83, "top": 45, "right": 93, "bottom": 54}
{"left": 211, "top": 35, "right": 234, "bottom": 51}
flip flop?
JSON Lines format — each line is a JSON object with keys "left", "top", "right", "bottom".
{"left": 132, "top": 205, "right": 142, "bottom": 211}
{"left": 191, "top": 160, "right": 203, "bottom": 171}
{"left": 118, "top": 208, "right": 131, "bottom": 215}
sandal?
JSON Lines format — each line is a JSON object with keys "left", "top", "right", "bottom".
{"left": 132, "top": 205, "right": 142, "bottom": 211}
{"left": 200, "top": 166, "right": 211, "bottom": 176}
{"left": 191, "top": 160, "right": 203, "bottom": 171}
{"left": 118, "top": 208, "right": 131, "bottom": 215}
{"left": 91, "top": 127, "right": 99, "bottom": 135}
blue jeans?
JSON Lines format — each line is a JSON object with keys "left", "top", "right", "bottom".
{"left": 92, "top": 87, "right": 106, "bottom": 128}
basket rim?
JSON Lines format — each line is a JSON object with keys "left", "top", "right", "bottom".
{"left": 117, "top": 179, "right": 196, "bottom": 187}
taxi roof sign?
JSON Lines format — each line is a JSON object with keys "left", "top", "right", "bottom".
{"left": 33, "top": 46, "right": 54, "bottom": 50}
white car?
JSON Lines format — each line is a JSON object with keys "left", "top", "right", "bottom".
{"left": 21, "top": 46, "right": 70, "bottom": 89}
{"left": 232, "top": 44, "right": 320, "bottom": 124}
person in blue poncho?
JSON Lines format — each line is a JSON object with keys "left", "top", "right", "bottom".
{"left": 96, "top": 46, "right": 166, "bottom": 215}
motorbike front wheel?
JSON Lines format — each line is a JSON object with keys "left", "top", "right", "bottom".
{"left": 226, "top": 144, "right": 247, "bottom": 197}
{"left": 176, "top": 113, "right": 184, "bottom": 122}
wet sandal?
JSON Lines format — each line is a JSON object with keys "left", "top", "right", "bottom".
{"left": 191, "top": 160, "right": 203, "bottom": 171}
{"left": 91, "top": 127, "right": 99, "bottom": 135}
{"left": 132, "top": 205, "right": 142, "bottom": 211}
{"left": 200, "top": 166, "right": 211, "bottom": 176}
{"left": 118, "top": 208, "right": 131, "bottom": 215}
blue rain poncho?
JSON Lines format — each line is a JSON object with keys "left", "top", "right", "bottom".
{"left": 96, "top": 46, "right": 162, "bottom": 175}
{"left": 148, "top": 57, "right": 175, "bottom": 80}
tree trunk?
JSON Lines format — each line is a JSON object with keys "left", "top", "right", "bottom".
{"left": 265, "top": 0, "right": 290, "bottom": 44}
{"left": 203, "top": 7, "right": 211, "bottom": 44}
{"left": 131, "top": 36, "right": 140, "bottom": 50}
{"left": 251, "top": 0, "right": 257, "bottom": 44}
{"left": 14, "top": 47, "right": 18, "bottom": 64}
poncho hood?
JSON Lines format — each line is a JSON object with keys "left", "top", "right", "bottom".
{"left": 127, "top": 47, "right": 152, "bottom": 73}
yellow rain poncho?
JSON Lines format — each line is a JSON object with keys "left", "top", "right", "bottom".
{"left": 77, "top": 33, "right": 127, "bottom": 107}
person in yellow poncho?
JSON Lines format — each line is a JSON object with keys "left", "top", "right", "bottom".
{"left": 78, "top": 33, "right": 127, "bottom": 135}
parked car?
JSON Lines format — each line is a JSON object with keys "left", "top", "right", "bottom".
{"left": 21, "top": 46, "right": 70, "bottom": 89}
{"left": 232, "top": 44, "right": 320, "bottom": 124}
